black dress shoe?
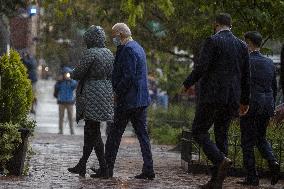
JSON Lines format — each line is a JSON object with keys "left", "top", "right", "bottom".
{"left": 90, "top": 168, "right": 109, "bottom": 179}
{"left": 68, "top": 164, "right": 86, "bottom": 177}
{"left": 134, "top": 172, "right": 155, "bottom": 180}
{"left": 237, "top": 178, "right": 259, "bottom": 186}
{"left": 270, "top": 161, "right": 280, "bottom": 185}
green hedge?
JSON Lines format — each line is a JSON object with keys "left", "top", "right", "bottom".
{"left": 0, "top": 50, "right": 33, "bottom": 123}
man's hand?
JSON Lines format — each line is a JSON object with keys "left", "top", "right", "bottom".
{"left": 239, "top": 104, "right": 249, "bottom": 116}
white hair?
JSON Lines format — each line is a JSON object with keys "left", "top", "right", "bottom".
{"left": 112, "top": 23, "right": 132, "bottom": 37}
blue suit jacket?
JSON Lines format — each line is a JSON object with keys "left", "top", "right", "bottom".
{"left": 183, "top": 30, "right": 250, "bottom": 115}
{"left": 247, "top": 51, "right": 277, "bottom": 116}
{"left": 112, "top": 41, "right": 150, "bottom": 110}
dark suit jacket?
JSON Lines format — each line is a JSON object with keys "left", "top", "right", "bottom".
{"left": 247, "top": 51, "right": 277, "bottom": 116}
{"left": 112, "top": 41, "right": 151, "bottom": 111}
{"left": 183, "top": 30, "right": 250, "bottom": 114}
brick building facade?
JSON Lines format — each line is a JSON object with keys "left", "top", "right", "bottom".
{"left": 10, "top": 16, "right": 32, "bottom": 51}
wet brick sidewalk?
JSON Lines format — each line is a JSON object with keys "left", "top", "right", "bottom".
{"left": 0, "top": 133, "right": 283, "bottom": 189}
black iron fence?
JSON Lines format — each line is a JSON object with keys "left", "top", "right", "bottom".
{"left": 181, "top": 129, "right": 284, "bottom": 178}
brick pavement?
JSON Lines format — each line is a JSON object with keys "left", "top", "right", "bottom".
{"left": 0, "top": 133, "right": 283, "bottom": 189}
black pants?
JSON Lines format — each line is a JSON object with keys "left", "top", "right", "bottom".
{"left": 81, "top": 120, "right": 106, "bottom": 169}
{"left": 240, "top": 114, "right": 277, "bottom": 178}
{"left": 192, "top": 104, "right": 233, "bottom": 166}
{"left": 105, "top": 107, "right": 154, "bottom": 174}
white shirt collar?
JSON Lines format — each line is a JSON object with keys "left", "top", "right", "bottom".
{"left": 215, "top": 28, "right": 231, "bottom": 35}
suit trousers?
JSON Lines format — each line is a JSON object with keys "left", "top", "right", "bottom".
{"left": 105, "top": 107, "right": 154, "bottom": 174}
{"left": 192, "top": 103, "right": 233, "bottom": 166}
{"left": 240, "top": 114, "right": 277, "bottom": 178}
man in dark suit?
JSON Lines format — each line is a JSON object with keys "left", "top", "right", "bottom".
{"left": 104, "top": 23, "right": 155, "bottom": 180}
{"left": 182, "top": 13, "right": 250, "bottom": 188}
{"left": 238, "top": 31, "right": 280, "bottom": 186}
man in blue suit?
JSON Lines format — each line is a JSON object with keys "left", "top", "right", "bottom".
{"left": 182, "top": 13, "right": 251, "bottom": 188}
{"left": 105, "top": 23, "right": 155, "bottom": 180}
{"left": 238, "top": 31, "right": 280, "bottom": 186}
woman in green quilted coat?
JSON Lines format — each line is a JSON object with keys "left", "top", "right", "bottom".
{"left": 68, "top": 25, "right": 114, "bottom": 178}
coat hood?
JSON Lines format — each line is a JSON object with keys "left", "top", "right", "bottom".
{"left": 83, "top": 25, "right": 106, "bottom": 48}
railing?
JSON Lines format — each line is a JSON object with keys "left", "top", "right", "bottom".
{"left": 181, "top": 129, "right": 284, "bottom": 178}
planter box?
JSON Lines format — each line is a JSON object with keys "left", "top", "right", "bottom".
{"left": 6, "top": 128, "right": 30, "bottom": 176}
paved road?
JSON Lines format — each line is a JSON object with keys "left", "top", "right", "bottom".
{"left": 1, "top": 134, "right": 283, "bottom": 189}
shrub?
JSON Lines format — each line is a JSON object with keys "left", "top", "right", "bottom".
{"left": 148, "top": 104, "right": 195, "bottom": 127}
{"left": 19, "top": 116, "right": 36, "bottom": 135}
{"left": 148, "top": 104, "right": 195, "bottom": 145}
{"left": 0, "top": 122, "right": 21, "bottom": 169}
{"left": 0, "top": 50, "right": 33, "bottom": 123}
{"left": 0, "top": 50, "right": 35, "bottom": 175}
{"left": 150, "top": 124, "right": 182, "bottom": 145}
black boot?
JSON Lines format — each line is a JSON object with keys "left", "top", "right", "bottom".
{"left": 68, "top": 146, "right": 92, "bottom": 177}
{"left": 90, "top": 133, "right": 109, "bottom": 179}
{"left": 90, "top": 168, "right": 109, "bottom": 179}
{"left": 134, "top": 166, "right": 155, "bottom": 180}
{"left": 134, "top": 172, "right": 155, "bottom": 180}
{"left": 270, "top": 161, "right": 280, "bottom": 185}
{"left": 67, "top": 159, "right": 86, "bottom": 177}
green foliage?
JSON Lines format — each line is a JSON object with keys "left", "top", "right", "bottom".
{"left": 150, "top": 124, "right": 182, "bottom": 145}
{"left": 121, "top": 0, "right": 174, "bottom": 26}
{"left": 41, "top": 0, "right": 284, "bottom": 69}
{"left": 149, "top": 105, "right": 195, "bottom": 125}
{"left": 158, "top": 58, "right": 192, "bottom": 98}
{"left": 121, "top": 0, "right": 284, "bottom": 58}
{"left": 19, "top": 116, "right": 36, "bottom": 135}
{"left": 121, "top": 0, "right": 145, "bottom": 26}
{"left": 0, "top": 0, "right": 27, "bottom": 17}
{"left": 148, "top": 105, "right": 195, "bottom": 145}
{"left": 0, "top": 122, "right": 21, "bottom": 167}
{"left": 0, "top": 50, "right": 33, "bottom": 123}
{"left": 23, "top": 145, "right": 36, "bottom": 176}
